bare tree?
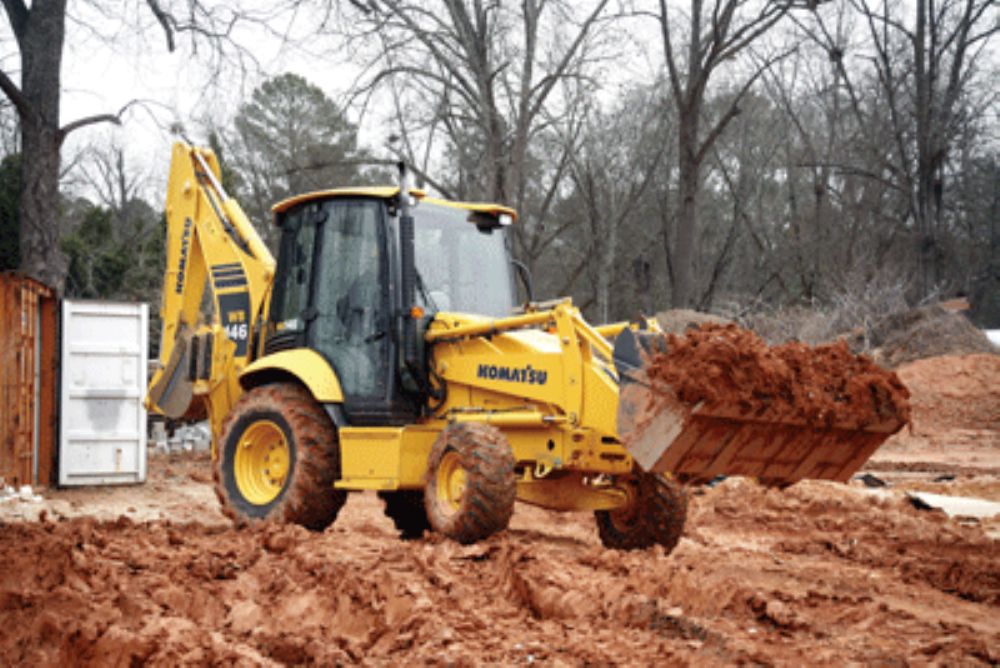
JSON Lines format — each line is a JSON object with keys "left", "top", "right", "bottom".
{"left": 795, "top": 0, "right": 999, "bottom": 298}
{"left": 564, "top": 88, "right": 669, "bottom": 322}
{"left": 3, "top": 0, "right": 78, "bottom": 288}
{"left": 0, "top": 0, "right": 306, "bottom": 290}
{"left": 696, "top": 91, "right": 785, "bottom": 308}
{"left": 60, "top": 142, "right": 163, "bottom": 300}
{"left": 850, "top": 0, "right": 998, "bottom": 297}
{"left": 655, "top": 0, "right": 816, "bottom": 307}
{"left": 343, "top": 0, "right": 612, "bottom": 273}
{"left": 754, "top": 15, "right": 863, "bottom": 302}
{"left": 70, "top": 140, "right": 150, "bottom": 215}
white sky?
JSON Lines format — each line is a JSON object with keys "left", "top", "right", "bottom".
{"left": 51, "top": 3, "right": 375, "bottom": 203}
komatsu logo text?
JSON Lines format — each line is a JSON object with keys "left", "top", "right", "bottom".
{"left": 477, "top": 364, "right": 548, "bottom": 385}
{"left": 174, "top": 217, "right": 193, "bottom": 295}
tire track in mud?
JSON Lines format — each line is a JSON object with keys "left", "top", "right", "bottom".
{"left": 1, "top": 480, "right": 998, "bottom": 666}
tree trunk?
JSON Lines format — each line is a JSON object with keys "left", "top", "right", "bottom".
{"left": 16, "top": 0, "right": 69, "bottom": 290}
{"left": 19, "top": 123, "right": 65, "bottom": 288}
{"left": 672, "top": 116, "right": 700, "bottom": 308}
{"left": 666, "top": 0, "right": 703, "bottom": 309}
{"left": 595, "top": 207, "right": 618, "bottom": 324}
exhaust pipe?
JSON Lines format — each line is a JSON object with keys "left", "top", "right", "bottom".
{"left": 398, "top": 162, "right": 418, "bottom": 368}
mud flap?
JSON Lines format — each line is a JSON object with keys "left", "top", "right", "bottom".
{"left": 613, "top": 329, "right": 905, "bottom": 486}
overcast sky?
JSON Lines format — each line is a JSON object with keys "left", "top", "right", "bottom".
{"left": 4, "top": 1, "right": 662, "bottom": 206}
{"left": 2, "top": 1, "right": 997, "bottom": 206}
{"left": 20, "top": 3, "right": 374, "bottom": 203}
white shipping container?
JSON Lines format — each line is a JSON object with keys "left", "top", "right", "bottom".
{"left": 59, "top": 301, "right": 148, "bottom": 485}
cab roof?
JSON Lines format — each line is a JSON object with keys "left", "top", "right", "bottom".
{"left": 270, "top": 187, "right": 518, "bottom": 222}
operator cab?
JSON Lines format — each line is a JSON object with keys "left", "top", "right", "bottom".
{"left": 265, "top": 190, "right": 517, "bottom": 425}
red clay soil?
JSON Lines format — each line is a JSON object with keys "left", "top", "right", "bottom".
{"left": 897, "top": 354, "right": 1000, "bottom": 432}
{"left": 646, "top": 324, "right": 911, "bottom": 429}
{"left": 878, "top": 353, "right": 1000, "bottom": 457}
{"left": 1, "top": 482, "right": 998, "bottom": 666}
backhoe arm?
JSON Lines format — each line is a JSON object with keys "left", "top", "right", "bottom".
{"left": 147, "top": 142, "right": 275, "bottom": 437}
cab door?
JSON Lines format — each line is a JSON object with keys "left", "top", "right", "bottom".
{"left": 268, "top": 198, "right": 390, "bottom": 411}
{"left": 310, "top": 199, "right": 389, "bottom": 402}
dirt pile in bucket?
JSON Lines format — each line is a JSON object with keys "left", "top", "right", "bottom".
{"left": 645, "top": 324, "right": 911, "bottom": 428}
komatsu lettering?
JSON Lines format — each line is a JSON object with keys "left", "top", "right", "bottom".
{"left": 174, "top": 217, "right": 194, "bottom": 294}
{"left": 477, "top": 363, "right": 548, "bottom": 385}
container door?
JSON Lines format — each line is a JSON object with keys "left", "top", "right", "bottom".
{"left": 33, "top": 305, "right": 41, "bottom": 484}
{"left": 59, "top": 301, "right": 148, "bottom": 486}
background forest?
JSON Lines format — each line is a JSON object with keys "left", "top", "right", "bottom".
{"left": 1, "top": 0, "right": 998, "bottom": 335}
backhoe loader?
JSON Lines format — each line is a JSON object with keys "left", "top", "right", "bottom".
{"left": 147, "top": 142, "right": 907, "bottom": 551}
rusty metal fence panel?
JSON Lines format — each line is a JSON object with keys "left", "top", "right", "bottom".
{"left": 0, "top": 272, "right": 57, "bottom": 488}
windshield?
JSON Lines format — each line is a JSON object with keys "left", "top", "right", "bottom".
{"left": 412, "top": 202, "right": 515, "bottom": 318}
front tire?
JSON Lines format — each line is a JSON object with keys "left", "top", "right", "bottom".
{"left": 214, "top": 383, "right": 346, "bottom": 531}
{"left": 595, "top": 477, "right": 654, "bottom": 550}
{"left": 424, "top": 422, "right": 516, "bottom": 544}
{"left": 595, "top": 473, "right": 688, "bottom": 553}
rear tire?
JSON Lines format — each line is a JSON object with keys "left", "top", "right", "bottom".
{"left": 379, "top": 490, "right": 431, "bottom": 540}
{"left": 595, "top": 473, "right": 688, "bottom": 553}
{"left": 424, "top": 422, "right": 516, "bottom": 544}
{"left": 214, "top": 383, "right": 346, "bottom": 531}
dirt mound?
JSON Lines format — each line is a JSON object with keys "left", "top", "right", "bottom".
{"left": 2, "top": 483, "right": 998, "bottom": 666}
{"left": 646, "top": 324, "right": 910, "bottom": 428}
{"left": 898, "top": 354, "right": 1000, "bottom": 432}
{"left": 655, "top": 308, "right": 733, "bottom": 333}
{"left": 877, "top": 353, "right": 1000, "bottom": 457}
{"left": 864, "top": 305, "right": 998, "bottom": 368}
{"left": 741, "top": 305, "right": 838, "bottom": 345}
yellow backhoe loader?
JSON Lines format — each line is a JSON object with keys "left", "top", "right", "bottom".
{"left": 147, "top": 142, "right": 906, "bottom": 550}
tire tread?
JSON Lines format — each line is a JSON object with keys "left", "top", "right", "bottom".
{"left": 213, "top": 383, "right": 346, "bottom": 531}
{"left": 424, "top": 422, "right": 516, "bottom": 544}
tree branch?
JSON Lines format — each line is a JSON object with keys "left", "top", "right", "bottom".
{"left": 58, "top": 101, "right": 140, "bottom": 143}
{"left": 0, "top": 67, "right": 32, "bottom": 120}
{"left": 369, "top": 0, "right": 480, "bottom": 106}
{"left": 658, "top": 0, "right": 684, "bottom": 102}
{"left": 1, "top": 0, "right": 28, "bottom": 42}
{"left": 526, "top": 0, "right": 609, "bottom": 122}
{"left": 404, "top": 159, "right": 455, "bottom": 199}
{"left": 145, "top": 0, "right": 177, "bottom": 51}
{"left": 59, "top": 114, "right": 120, "bottom": 140}
{"left": 695, "top": 47, "right": 794, "bottom": 166}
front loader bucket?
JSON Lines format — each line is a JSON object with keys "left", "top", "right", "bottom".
{"left": 613, "top": 328, "right": 908, "bottom": 486}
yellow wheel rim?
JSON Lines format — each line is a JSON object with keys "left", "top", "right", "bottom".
{"left": 234, "top": 420, "right": 290, "bottom": 505}
{"left": 434, "top": 450, "right": 467, "bottom": 516}
{"left": 609, "top": 478, "right": 642, "bottom": 530}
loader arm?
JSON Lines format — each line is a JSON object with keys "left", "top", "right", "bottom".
{"left": 423, "top": 301, "right": 907, "bottom": 491}
{"left": 146, "top": 142, "right": 275, "bottom": 440}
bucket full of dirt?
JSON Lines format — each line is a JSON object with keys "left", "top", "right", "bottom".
{"left": 614, "top": 325, "right": 910, "bottom": 486}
